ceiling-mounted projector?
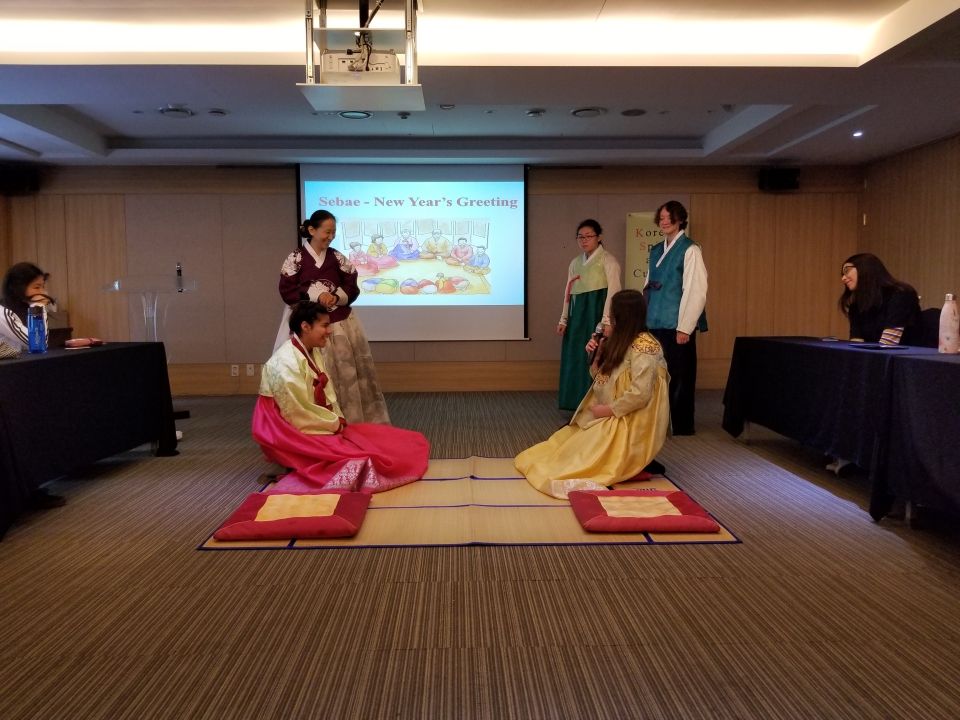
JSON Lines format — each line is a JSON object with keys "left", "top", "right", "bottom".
{"left": 320, "top": 50, "right": 401, "bottom": 84}
{"left": 298, "top": 0, "right": 424, "bottom": 112}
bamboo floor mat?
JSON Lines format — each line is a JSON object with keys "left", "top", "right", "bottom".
{"left": 200, "top": 457, "right": 738, "bottom": 550}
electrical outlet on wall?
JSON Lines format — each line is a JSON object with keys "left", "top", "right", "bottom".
{"left": 230, "top": 364, "right": 239, "bottom": 377}
{"left": 246, "top": 364, "right": 255, "bottom": 376}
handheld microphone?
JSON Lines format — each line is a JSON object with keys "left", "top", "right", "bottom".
{"left": 587, "top": 331, "right": 604, "bottom": 365}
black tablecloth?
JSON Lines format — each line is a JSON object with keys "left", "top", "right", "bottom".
{"left": 879, "top": 352, "right": 960, "bottom": 517}
{"left": 722, "top": 337, "right": 905, "bottom": 469}
{"left": 722, "top": 337, "right": 958, "bottom": 520}
{"left": 0, "top": 342, "right": 177, "bottom": 537}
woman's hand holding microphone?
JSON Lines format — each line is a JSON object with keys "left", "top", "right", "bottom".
{"left": 585, "top": 324, "right": 610, "bottom": 362}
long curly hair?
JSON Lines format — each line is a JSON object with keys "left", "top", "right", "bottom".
{"left": 597, "top": 289, "right": 650, "bottom": 375}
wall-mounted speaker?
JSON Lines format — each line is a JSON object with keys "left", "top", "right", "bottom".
{"left": 758, "top": 167, "right": 800, "bottom": 192}
{"left": 0, "top": 163, "right": 41, "bottom": 196}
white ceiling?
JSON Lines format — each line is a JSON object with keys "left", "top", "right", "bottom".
{"left": 0, "top": 1, "right": 959, "bottom": 167}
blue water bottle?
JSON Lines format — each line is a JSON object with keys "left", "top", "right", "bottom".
{"left": 27, "top": 303, "right": 47, "bottom": 353}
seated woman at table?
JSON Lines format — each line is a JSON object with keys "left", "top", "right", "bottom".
{"left": 839, "top": 253, "right": 921, "bottom": 345}
{"left": 254, "top": 301, "right": 429, "bottom": 493}
{"left": 0, "top": 262, "right": 65, "bottom": 508}
{"left": 1, "top": 261, "right": 55, "bottom": 356}
{"left": 515, "top": 289, "right": 671, "bottom": 498}
{"left": 827, "top": 253, "right": 922, "bottom": 477}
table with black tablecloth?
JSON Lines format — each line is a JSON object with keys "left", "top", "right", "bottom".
{"left": 880, "top": 352, "right": 960, "bottom": 518}
{"left": 0, "top": 342, "right": 178, "bottom": 538}
{"left": 722, "top": 337, "right": 959, "bottom": 521}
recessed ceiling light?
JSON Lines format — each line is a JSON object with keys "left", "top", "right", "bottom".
{"left": 852, "top": 130, "right": 864, "bottom": 138}
{"left": 526, "top": 108, "right": 545, "bottom": 118}
{"left": 338, "top": 111, "right": 372, "bottom": 120}
{"left": 571, "top": 107, "right": 607, "bottom": 118}
{"left": 621, "top": 108, "right": 646, "bottom": 117}
{"left": 439, "top": 104, "right": 456, "bottom": 110}
{"left": 156, "top": 104, "right": 195, "bottom": 119}
{"left": 208, "top": 108, "right": 229, "bottom": 117}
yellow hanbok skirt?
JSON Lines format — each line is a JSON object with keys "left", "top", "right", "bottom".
{"left": 516, "top": 365, "right": 670, "bottom": 498}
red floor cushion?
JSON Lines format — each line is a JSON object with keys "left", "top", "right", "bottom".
{"left": 568, "top": 489, "right": 721, "bottom": 533}
{"left": 213, "top": 491, "right": 370, "bottom": 540}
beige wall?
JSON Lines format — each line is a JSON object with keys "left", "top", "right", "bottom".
{"left": 0, "top": 162, "right": 875, "bottom": 394}
{"left": 861, "top": 133, "right": 960, "bottom": 308}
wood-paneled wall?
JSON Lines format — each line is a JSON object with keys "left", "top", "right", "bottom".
{"left": 689, "top": 192, "right": 857, "bottom": 387}
{"left": 862, "top": 133, "right": 960, "bottom": 307}
{"left": 0, "top": 163, "right": 870, "bottom": 394}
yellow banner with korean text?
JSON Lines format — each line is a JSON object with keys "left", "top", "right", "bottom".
{"left": 625, "top": 212, "right": 663, "bottom": 291}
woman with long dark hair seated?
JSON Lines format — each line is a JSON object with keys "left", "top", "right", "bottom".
{"left": 1, "top": 261, "right": 53, "bottom": 356}
{"left": 255, "top": 301, "right": 428, "bottom": 493}
{"left": 827, "top": 253, "right": 922, "bottom": 476}
{"left": 1, "top": 262, "right": 65, "bottom": 508}
{"left": 516, "top": 289, "right": 670, "bottom": 499}
{"left": 839, "top": 253, "right": 921, "bottom": 345}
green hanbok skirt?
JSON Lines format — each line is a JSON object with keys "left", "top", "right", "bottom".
{"left": 558, "top": 288, "right": 607, "bottom": 411}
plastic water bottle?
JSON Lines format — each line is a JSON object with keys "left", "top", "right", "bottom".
{"left": 27, "top": 303, "right": 47, "bottom": 353}
{"left": 939, "top": 293, "right": 959, "bottom": 354}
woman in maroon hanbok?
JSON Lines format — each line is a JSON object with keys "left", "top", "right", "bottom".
{"left": 274, "top": 210, "right": 390, "bottom": 424}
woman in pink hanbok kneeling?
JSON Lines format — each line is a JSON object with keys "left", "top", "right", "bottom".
{"left": 254, "top": 301, "right": 429, "bottom": 493}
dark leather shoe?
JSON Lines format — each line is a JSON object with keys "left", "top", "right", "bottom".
{"left": 644, "top": 459, "right": 666, "bottom": 475}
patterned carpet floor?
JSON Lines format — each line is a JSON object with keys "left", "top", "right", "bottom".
{"left": 1, "top": 391, "right": 959, "bottom": 719}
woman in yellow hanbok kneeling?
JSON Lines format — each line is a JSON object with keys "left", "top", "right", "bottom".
{"left": 516, "top": 289, "right": 670, "bottom": 498}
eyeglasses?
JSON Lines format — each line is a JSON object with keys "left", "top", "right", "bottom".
{"left": 576, "top": 234, "right": 598, "bottom": 240}
{"left": 841, "top": 264, "right": 856, "bottom": 276}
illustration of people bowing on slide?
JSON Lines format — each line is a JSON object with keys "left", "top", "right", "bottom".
{"left": 366, "top": 234, "right": 398, "bottom": 269}
{"left": 342, "top": 220, "right": 496, "bottom": 297}
{"left": 446, "top": 237, "right": 474, "bottom": 267}
{"left": 464, "top": 245, "right": 491, "bottom": 275}
{"left": 389, "top": 228, "right": 420, "bottom": 261}
{"left": 421, "top": 229, "right": 452, "bottom": 259}
{"left": 348, "top": 241, "right": 379, "bottom": 276}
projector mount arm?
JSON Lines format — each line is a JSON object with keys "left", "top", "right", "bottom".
{"left": 356, "top": 0, "right": 386, "bottom": 69}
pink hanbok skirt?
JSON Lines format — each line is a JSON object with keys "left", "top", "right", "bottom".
{"left": 252, "top": 395, "right": 429, "bottom": 493}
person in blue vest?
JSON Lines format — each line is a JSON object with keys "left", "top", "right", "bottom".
{"left": 644, "top": 201, "right": 708, "bottom": 435}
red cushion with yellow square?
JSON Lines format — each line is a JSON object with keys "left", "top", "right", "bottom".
{"left": 568, "top": 489, "right": 721, "bottom": 533}
{"left": 213, "top": 491, "right": 370, "bottom": 540}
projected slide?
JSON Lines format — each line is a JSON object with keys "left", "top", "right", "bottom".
{"left": 300, "top": 165, "right": 526, "bottom": 341}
